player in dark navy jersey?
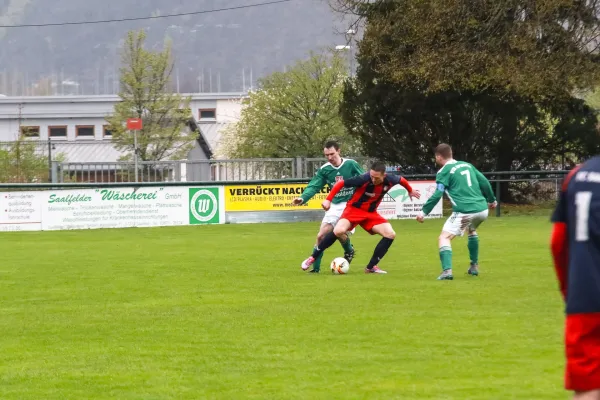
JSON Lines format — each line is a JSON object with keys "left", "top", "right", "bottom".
{"left": 551, "top": 157, "right": 600, "bottom": 399}
{"left": 301, "top": 161, "right": 420, "bottom": 274}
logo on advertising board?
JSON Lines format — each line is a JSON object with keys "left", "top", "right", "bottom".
{"left": 189, "top": 188, "right": 220, "bottom": 224}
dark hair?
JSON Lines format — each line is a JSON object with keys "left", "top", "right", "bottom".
{"left": 434, "top": 143, "right": 452, "bottom": 159}
{"left": 370, "top": 160, "right": 386, "bottom": 173}
{"left": 324, "top": 140, "right": 340, "bottom": 151}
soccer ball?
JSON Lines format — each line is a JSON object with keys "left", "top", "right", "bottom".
{"left": 330, "top": 257, "right": 350, "bottom": 274}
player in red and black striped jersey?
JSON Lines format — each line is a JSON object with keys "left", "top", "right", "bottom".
{"left": 551, "top": 157, "right": 600, "bottom": 399}
{"left": 301, "top": 161, "right": 420, "bottom": 274}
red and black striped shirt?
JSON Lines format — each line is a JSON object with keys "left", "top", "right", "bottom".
{"left": 327, "top": 173, "right": 413, "bottom": 213}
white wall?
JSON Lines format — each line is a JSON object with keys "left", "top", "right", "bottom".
{"left": 0, "top": 118, "right": 111, "bottom": 141}
{"left": 216, "top": 98, "right": 244, "bottom": 122}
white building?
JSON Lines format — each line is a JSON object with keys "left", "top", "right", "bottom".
{"left": 0, "top": 93, "right": 246, "bottom": 163}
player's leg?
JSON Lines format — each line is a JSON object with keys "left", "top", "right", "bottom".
{"left": 437, "top": 212, "right": 466, "bottom": 280}
{"left": 573, "top": 391, "right": 600, "bottom": 400}
{"left": 438, "top": 230, "right": 456, "bottom": 280}
{"left": 306, "top": 222, "right": 334, "bottom": 273}
{"left": 466, "top": 210, "right": 489, "bottom": 276}
{"left": 301, "top": 218, "right": 354, "bottom": 271}
{"left": 326, "top": 202, "right": 356, "bottom": 263}
{"left": 565, "top": 315, "right": 600, "bottom": 400}
{"left": 338, "top": 231, "right": 356, "bottom": 263}
{"left": 362, "top": 214, "right": 394, "bottom": 274}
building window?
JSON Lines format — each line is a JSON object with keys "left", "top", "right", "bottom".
{"left": 20, "top": 126, "right": 40, "bottom": 138}
{"left": 103, "top": 125, "right": 112, "bottom": 137}
{"left": 199, "top": 108, "right": 216, "bottom": 120}
{"left": 48, "top": 126, "right": 67, "bottom": 138}
{"left": 76, "top": 125, "right": 95, "bottom": 137}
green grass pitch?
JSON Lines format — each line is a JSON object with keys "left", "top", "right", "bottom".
{"left": 0, "top": 216, "right": 568, "bottom": 399}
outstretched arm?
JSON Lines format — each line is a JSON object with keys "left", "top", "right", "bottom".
{"left": 474, "top": 169, "right": 496, "bottom": 203}
{"left": 420, "top": 183, "right": 444, "bottom": 216}
{"left": 326, "top": 174, "right": 369, "bottom": 201}
{"left": 388, "top": 174, "right": 420, "bottom": 200}
{"left": 326, "top": 180, "right": 345, "bottom": 202}
{"left": 294, "top": 170, "right": 326, "bottom": 205}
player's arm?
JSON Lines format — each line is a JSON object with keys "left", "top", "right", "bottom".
{"left": 474, "top": 169, "right": 496, "bottom": 204}
{"left": 388, "top": 174, "right": 420, "bottom": 199}
{"left": 550, "top": 221, "right": 568, "bottom": 301}
{"left": 326, "top": 173, "right": 370, "bottom": 201}
{"left": 294, "top": 169, "right": 326, "bottom": 205}
{"left": 419, "top": 182, "right": 444, "bottom": 216}
{"left": 418, "top": 170, "right": 449, "bottom": 221}
{"left": 550, "top": 166, "right": 579, "bottom": 300}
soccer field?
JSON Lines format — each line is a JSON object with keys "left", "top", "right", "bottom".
{"left": 0, "top": 216, "right": 566, "bottom": 399}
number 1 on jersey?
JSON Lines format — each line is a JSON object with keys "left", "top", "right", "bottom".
{"left": 576, "top": 191, "right": 593, "bottom": 242}
{"left": 460, "top": 170, "right": 472, "bottom": 187}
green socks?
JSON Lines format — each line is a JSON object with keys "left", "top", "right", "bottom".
{"left": 313, "top": 245, "right": 324, "bottom": 271}
{"left": 312, "top": 237, "right": 353, "bottom": 272}
{"left": 340, "top": 237, "right": 354, "bottom": 254}
{"left": 439, "top": 246, "right": 452, "bottom": 271}
{"left": 468, "top": 234, "right": 479, "bottom": 265}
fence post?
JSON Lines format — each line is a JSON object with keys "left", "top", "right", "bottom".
{"left": 47, "top": 138, "right": 52, "bottom": 182}
{"left": 174, "top": 162, "right": 182, "bottom": 182}
{"left": 495, "top": 180, "right": 501, "bottom": 217}
{"left": 295, "top": 157, "right": 303, "bottom": 178}
{"left": 51, "top": 161, "right": 59, "bottom": 183}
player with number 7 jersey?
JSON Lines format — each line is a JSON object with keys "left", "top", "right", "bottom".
{"left": 425, "top": 160, "right": 493, "bottom": 215}
{"left": 416, "top": 144, "right": 497, "bottom": 280}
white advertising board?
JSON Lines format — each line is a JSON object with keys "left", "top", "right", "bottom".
{"left": 0, "top": 181, "right": 442, "bottom": 233}
{"left": 0, "top": 186, "right": 225, "bottom": 231}
{"left": 0, "top": 191, "right": 42, "bottom": 232}
{"left": 381, "top": 181, "right": 443, "bottom": 220}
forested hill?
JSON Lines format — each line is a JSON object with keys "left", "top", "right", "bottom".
{"left": 0, "top": 0, "right": 345, "bottom": 94}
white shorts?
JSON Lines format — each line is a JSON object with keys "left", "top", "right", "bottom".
{"left": 442, "top": 209, "right": 489, "bottom": 237}
{"left": 322, "top": 202, "right": 355, "bottom": 235}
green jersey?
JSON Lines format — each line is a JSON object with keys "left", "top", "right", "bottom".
{"left": 422, "top": 159, "right": 496, "bottom": 215}
{"left": 300, "top": 158, "right": 364, "bottom": 204}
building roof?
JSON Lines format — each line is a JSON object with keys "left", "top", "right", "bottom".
{"left": 0, "top": 93, "right": 248, "bottom": 105}
{"left": 197, "top": 122, "right": 232, "bottom": 158}
{"left": 50, "top": 141, "right": 125, "bottom": 163}
{"left": 188, "top": 118, "right": 213, "bottom": 159}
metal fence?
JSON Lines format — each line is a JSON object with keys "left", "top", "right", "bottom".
{"left": 53, "top": 157, "right": 378, "bottom": 183}
{"left": 54, "top": 158, "right": 300, "bottom": 183}
{"left": 54, "top": 157, "right": 385, "bottom": 183}
{"left": 0, "top": 140, "right": 120, "bottom": 183}
{"left": 0, "top": 139, "right": 392, "bottom": 183}
{"left": 400, "top": 170, "right": 568, "bottom": 215}
{"left": 0, "top": 138, "right": 570, "bottom": 207}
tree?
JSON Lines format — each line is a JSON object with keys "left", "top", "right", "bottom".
{"left": 335, "top": 0, "right": 600, "bottom": 100}
{"left": 220, "top": 51, "right": 362, "bottom": 158}
{"left": 0, "top": 139, "right": 52, "bottom": 183}
{"left": 336, "top": 0, "right": 600, "bottom": 178}
{"left": 106, "top": 30, "right": 195, "bottom": 162}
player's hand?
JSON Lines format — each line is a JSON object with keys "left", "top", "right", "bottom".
{"left": 292, "top": 197, "right": 304, "bottom": 206}
{"left": 321, "top": 200, "right": 331, "bottom": 211}
{"left": 409, "top": 190, "right": 421, "bottom": 201}
{"left": 416, "top": 215, "right": 425, "bottom": 223}
{"left": 489, "top": 201, "right": 497, "bottom": 209}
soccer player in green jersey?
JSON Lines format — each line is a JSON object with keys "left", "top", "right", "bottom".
{"left": 292, "top": 141, "right": 364, "bottom": 273}
{"left": 416, "top": 143, "right": 497, "bottom": 280}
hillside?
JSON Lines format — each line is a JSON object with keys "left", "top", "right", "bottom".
{"left": 0, "top": 0, "right": 347, "bottom": 94}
